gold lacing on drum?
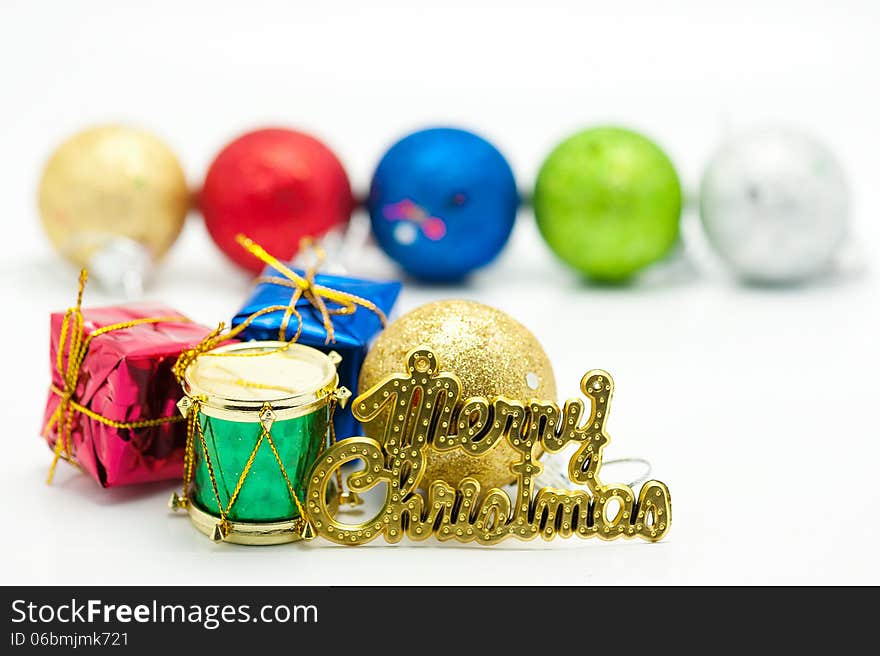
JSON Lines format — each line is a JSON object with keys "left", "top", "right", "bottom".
{"left": 172, "top": 396, "right": 340, "bottom": 541}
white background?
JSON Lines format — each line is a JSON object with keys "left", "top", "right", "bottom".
{"left": 1, "top": 0, "right": 878, "bottom": 585}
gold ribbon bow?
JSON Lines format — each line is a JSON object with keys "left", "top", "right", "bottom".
{"left": 173, "top": 234, "right": 389, "bottom": 382}
{"left": 236, "top": 233, "right": 388, "bottom": 344}
{"left": 45, "top": 270, "right": 191, "bottom": 484}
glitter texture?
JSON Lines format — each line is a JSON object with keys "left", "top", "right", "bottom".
{"left": 38, "top": 125, "right": 189, "bottom": 267}
{"left": 359, "top": 299, "right": 556, "bottom": 489}
{"left": 699, "top": 127, "right": 849, "bottom": 283}
{"left": 534, "top": 126, "right": 682, "bottom": 281}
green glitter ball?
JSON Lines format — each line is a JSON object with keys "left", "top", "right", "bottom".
{"left": 534, "top": 126, "right": 682, "bottom": 281}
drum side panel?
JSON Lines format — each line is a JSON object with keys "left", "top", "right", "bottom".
{"left": 191, "top": 409, "right": 329, "bottom": 523}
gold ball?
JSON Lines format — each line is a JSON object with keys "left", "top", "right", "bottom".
{"left": 38, "top": 125, "right": 190, "bottom": 266}
{"left": 359, "top": 299, "right": 556, "bottom": 490}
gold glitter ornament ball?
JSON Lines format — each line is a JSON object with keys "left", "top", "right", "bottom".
{"left": 38, "top": 125, "right": 190, "bottom": 266}
{"left": 359, "top": 299, "right": 556, "bottom": 490}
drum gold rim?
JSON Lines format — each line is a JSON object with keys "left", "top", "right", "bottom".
{"left": 187, "top": 502, "right": 306, "bottom": 545}
{"left": 186, "top": 486, "right": 339, "bottom": 546}
{"left": 182, "top": 340, "right": 340, "bottom": 422}
{"left": 194, "top": 394, "right": 333, "bottom": 422}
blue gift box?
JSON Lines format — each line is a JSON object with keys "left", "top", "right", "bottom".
{"left": 231, "top": 264, "right": 401, "bottom": 440}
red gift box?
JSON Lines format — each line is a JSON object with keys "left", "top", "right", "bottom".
{"left": 42, "top": 292, "right": 214, "bottom": 488}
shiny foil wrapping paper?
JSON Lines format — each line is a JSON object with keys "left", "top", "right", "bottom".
{"left": 231, "top": 264, "right": 401, "bottom": 440}
{"left": 41, "top": 305, "right": 213, "bottom": 487}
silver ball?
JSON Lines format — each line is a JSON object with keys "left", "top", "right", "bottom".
{"left": 699, "top": 127, "right": 849, "bottom": 283}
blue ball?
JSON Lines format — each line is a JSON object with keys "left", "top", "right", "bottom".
{"left": 367, "top": 127, "right": 518, "bottom": 281}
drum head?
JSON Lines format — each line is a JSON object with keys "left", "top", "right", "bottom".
{"left": 183, "top": 341, "right": 339, "bottom": 418}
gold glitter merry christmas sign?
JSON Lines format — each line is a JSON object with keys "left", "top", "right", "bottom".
{"left": 305, "top": 348, "right": 671, "bottom": 545}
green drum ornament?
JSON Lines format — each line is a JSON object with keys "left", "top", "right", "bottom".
{"left": 174, "top": 341, "right": 349, "bottom": 545}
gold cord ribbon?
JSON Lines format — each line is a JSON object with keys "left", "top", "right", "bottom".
{"left": 170, "top": 305, "right": 298, "bottom": 384}
{"left": 174, "top": 233, "right": 388, "bottom": 383}
{"left": 45, "top": 270, "right": 192, "bottom": 484}
{"left": 236, "top": 233, "right": 387, "bottom": 344}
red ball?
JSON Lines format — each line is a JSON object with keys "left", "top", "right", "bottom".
{"left": 200, "top": 128, "right": 353, "bottom": 272}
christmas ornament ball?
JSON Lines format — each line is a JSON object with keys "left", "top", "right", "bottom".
{"left": 699, "top": 127, "right": 849, "bottom": 283}
{"left": 359, "top": 299, "right": 556, "bottom": 490}
{"left": 534, "top": 126, "right": 682, "bottom": 281}
{"left": 200, "top": 128, "right": 353, "bottom": 273}
{"left": 367, "top": 128, "right": 518, "bottom": 281}
{"left": 38, "top": 125, "right": 189, "bottom": 267}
